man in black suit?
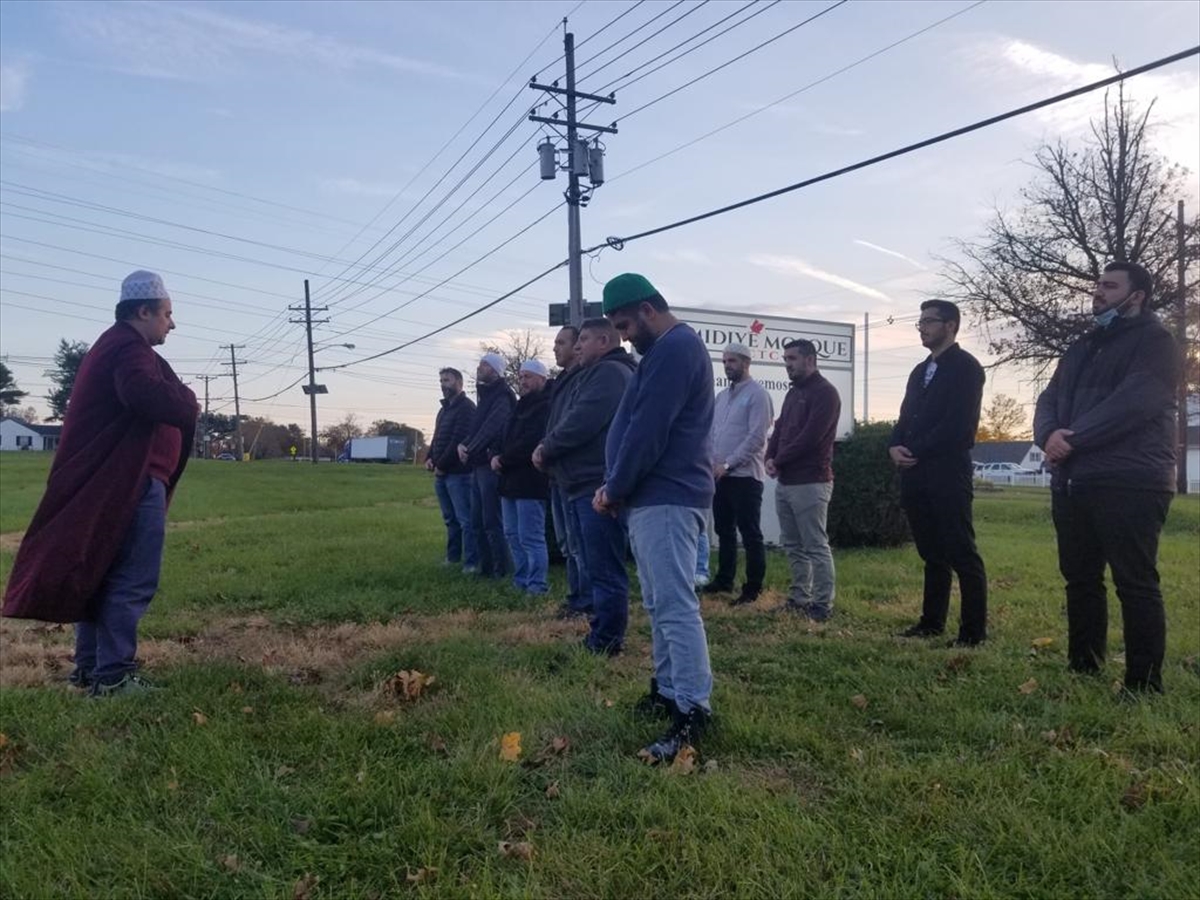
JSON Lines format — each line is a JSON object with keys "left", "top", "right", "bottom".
{"left": 889, "top": 300, "right": 988, "bottom": 646}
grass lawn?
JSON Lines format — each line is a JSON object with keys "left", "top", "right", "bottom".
{"left": 1, "top": 453, "right": 1198, "bottom": 899}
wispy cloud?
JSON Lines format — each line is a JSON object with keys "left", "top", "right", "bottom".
{"left": 747, "top": 254, "right": 892, "bottom": 303}
{"left": 853, "top": 240, "right": 927, "bottom": 270}
{"left": 54, "top": 1, "right": 466, "bottom": 83}
{"left": 966, "top": 38, "right": 1200, "bottom": 167}
{"left": 0, "top": 63, "right": 30, "bottom": 112}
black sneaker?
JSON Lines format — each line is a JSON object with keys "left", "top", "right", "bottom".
{"left": 67, "top": 667, "right": 93, "bottom": 689}
{"left": 899, "top": 623, "right": 943, "bottom": 638}
{"left": 639, "top": 706, "right": 712, "bottom": 764}
{"left": 633, "top": 678, "right": 677, "bottom": 720}
{"left": 730, "top": 589, "right": 759, "bottom": 607}
{"left": 701, "top": 582, "right": 733, "bottom": 595}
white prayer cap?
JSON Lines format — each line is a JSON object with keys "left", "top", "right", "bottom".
{"left": 519, "top": 358, "right": 548, "bottom": 378}
{"left": 120, "top": 270, "right": 170, "bottom": 303}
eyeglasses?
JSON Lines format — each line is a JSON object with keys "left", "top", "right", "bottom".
{"left": 915, "top": 318, "right": 946, "bottom": 329}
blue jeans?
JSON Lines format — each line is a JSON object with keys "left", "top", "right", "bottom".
{"left": 551, "top": 484, "right": 589, "bottom": 610}
{"left": 434, "top": 473, "right": 476, "bottom": 568}
{"left": 569, "top": 494, "right": 629, "bottom": 652}
{"left": 74, "top": 478, "right": 167, "bottom": 686}
{"left": 502, "top": 498, "right": 549, "bottom": 594}
{"left": 472, "top": 465, "right": 508, "bottom": 577}
{"left": 627, "top": 505, "right": 713, "bottom": 714}
{"left": 695, "top": 515, "right": 711, "bottom": 584}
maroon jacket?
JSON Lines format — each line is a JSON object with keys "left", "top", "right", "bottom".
{"left": 766, "top": 370, "right": 841, "bottom": 485}
{"left": 2, "top": 322, "right": 198, "bottom": 623}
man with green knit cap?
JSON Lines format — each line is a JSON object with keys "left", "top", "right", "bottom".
{"left": 594, "top": 272, "right": 716, "bottom": 763}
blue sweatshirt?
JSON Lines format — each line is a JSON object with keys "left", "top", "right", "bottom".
{"left": 605, "top": 323, "right": 715, "bottom": 509}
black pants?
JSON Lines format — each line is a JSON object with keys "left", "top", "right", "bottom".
{"left": 1051, "top": 487, "right": 1171, "bottom": 692}
{"left": 900, "top": 466, "right": 988, "bottom": 641}
{"left": 712, "top": 476, "right": 766, "bottom": 592}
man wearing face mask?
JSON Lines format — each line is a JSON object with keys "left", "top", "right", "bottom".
{"left": 1034, "top": 261, "right": 1181, "bottom": 694}
{"left": 427, "top": 367, "right": 477, "bottom": 572}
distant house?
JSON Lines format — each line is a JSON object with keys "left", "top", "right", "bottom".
{"left": 1187, "top": 424, "right": 1199, "bottom": 494}
{"left": 0, "top": 417, "right": 63, "bottom": 452}
{"left": 971, "top": 440, "right": 1044, "bottom": 472}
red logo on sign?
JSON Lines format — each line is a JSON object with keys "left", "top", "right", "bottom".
{"left": 749, "top": 319, "right": 765, "bottom": 335}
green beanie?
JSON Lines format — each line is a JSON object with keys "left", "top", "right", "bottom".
{"left": 602, "top": 273, "right": 660, "bottom": 315}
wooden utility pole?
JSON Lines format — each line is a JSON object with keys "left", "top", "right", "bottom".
{"left": 192, "top": 373, "right": 222, "bottom": 458}
{"left": 291, "top": 279, "right": 329, "bottom": 465}
{"left": 221, "top": 344, "right": 246, "bottom": 461}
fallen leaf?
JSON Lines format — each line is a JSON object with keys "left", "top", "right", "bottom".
{"left": 1018, "top": 679, "right": 1039, "bottom": 695}
{"left": 499, "top": 732, "right": 523, "bottom": 763}
{"left": 373, "top": 710, "right": 397, "bottom": 725}
{"left": 275, "top": 765, "right": 296, "bottom": 778}
{"left": 227, "top": 682, "right": 244, "bottom": 694}
{"left": 702, "top": 759, "right": 719, "bottom": 773}
{"left": 241, "top": 706, "right": 254, "bottom": 715}
{"left": 603, "top": 699, "right": 615, "bottom": 708}
{"left": 850, "top": 694, "right": 869, "bottom": 710}
{"left": 1031, "top": 637, "right": 1054, "bottom": 649}
{"left": 668, "top": 744, "right": 697, "bottom": 775}
{"left": 425, "top": 733, "right": 448, "bottom": 754}
{"left": 192, "top": 710, "right": 208, "bottom": 726}
{"left": 406, "top": 867, "right": 438, "bottom": 885}
{"left": 1121, "top": 781, "right": 1148, "bottom": 811}
{"left": 293, "top": 873, "right": 319, "bottom": 900}
{"left": 944, "top": 654, "right": 972, "bottom": 674}
{"left": 356, "top": 766, "right": 367, "bottom": 784}
{"left": 544, "top": 781, "right": 560, "bottom": 799}
{"left": 498, "top": 841, "right": 534, "bottom": 862}
{"left": 849, "top": 747, "right": 865, "bottom": 764}
{"left": 288, "top": 668, "right": 322, "bottom": 686}
{"left": 166, "top": 767, "right": 179, "bottom": 792}
{"left": 0, "top": 734, "right": 8, "bottom": 749}
{"left": 1040, "top": 729, "right": 1058, "bottom": 744}
{"left": 290, "top": 817, "right": 312, "bottom": 835}
{"left": 645, "top": 829, "right": 676, "bottom": 842}
{"left": 550, "top": 736, "right": 570, "bottom": 754}
{"left": 383, "top": 670, "right": 435, "bottom": 702}
{"left": 219, "top": 854, "right": 241, "bottom": 873}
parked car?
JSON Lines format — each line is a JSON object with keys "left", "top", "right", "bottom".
{"left": 216, "top": 452, "right": 236, "bottom": 461}
{"left": 976, "top": 461, "right": 1037, "bottom": 478}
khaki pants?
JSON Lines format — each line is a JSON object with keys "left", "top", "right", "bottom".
{"left": 775, "top": 481, "right": 835, "bottom": 611}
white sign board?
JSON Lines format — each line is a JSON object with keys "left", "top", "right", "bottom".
{"left": 676, "top": 307, "right": 856, "bottom": 547}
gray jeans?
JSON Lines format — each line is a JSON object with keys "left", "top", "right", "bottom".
{"left": 776, "top": 481, "right": 835, "bottom": 611}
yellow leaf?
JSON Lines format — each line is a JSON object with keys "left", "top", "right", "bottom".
{"left": 1031, "top": 637, "right": 1054, "bottom": 649}
{"left": 192, "top": 710, "right": 208, "bottom": 726}
{"left": 667, "top": 744, "right": 697, "bottom": 775}
{"left": 1018, "top": 679, "right": 1039, "bottom": 695}
{"left": 498, "top": 840, "right": 534, "bottom": 862}
{"left": 499, "top": 732, "right": 523, "bottom": 762}
{"left": 850, "top": 694, "right": 869, "bottom": 710}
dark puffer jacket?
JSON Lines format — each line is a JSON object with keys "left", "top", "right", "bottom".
{"left": 496, "top": 387, "right": 551, "bottom": 499}
{"left": 462, "top": 377, "right": 516, "bottom": 467}
{"left": 540, "top": 347, "right": 637, "bottom": 499}
{"left": 1034, "top": 311, "right": 1180, "bottom": 492}
{"left": 429, "top": 391, "right": 476, "bottom": 474}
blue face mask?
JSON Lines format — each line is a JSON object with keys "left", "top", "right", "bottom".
{"left": 1093, "top": 307, "right": 1120, "bottom": 328}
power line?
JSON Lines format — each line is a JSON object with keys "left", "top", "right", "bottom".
{"left": 589, "top": 45, "right": 1200, "bottom": 252}
{"left": 575, "top": 1, "right": 646, "bottom": 49}
{"left": 618, "top": 0, "right": 849, "bottom": 123}
{"left": 578, "top": 1, "right": 712, "bottom": 82}
{"left": 574, "top": 1, "right": 689, "bottom": 72}
{"left": 607, "top": 0, "right": 987, "bottom": 184}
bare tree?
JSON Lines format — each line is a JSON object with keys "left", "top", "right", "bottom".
{"left": 479, "top": 328, "right": 550, "bottom": 392}
{"left": 938, "top": 82, "right": 1198, "bottom": 385}
{"left": 319, "top": 413, "right": 363, "bottom": 456}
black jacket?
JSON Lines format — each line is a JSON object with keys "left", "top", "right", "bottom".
{"left": 497, "top": 388, "right": 551, "bottom": 499}
{"left": 890, "top": 343, "right": 985, "bottom": 474}
{"left": 463, "top": 377, "right": 516, "bottom": 467}
{"left": 1034, "top": 311, "right": 1179, "bottom": 493}
{"left": 540, "top": 347, "right": 637, "bottom": 498}
{"left": 429, "top": 391, "right": 476, "bottom": 475}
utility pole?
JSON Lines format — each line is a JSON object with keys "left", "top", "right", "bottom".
{"left": 192, "top": 374, "right": 222, "bottom": 458}
{"left": 1177, "top": 199, "right": 1190, "bottom": 494}
{"left": 863, "top": 312, "right": 870, "bottom": 424}
{"left": 220, "top": 344, "right": 246, "bottom": 461}
{"left": 530, "top": 23, "right": 617, "bottom": 326}
{"left": 290, "top": 279, "right": 329, "bottom": 465}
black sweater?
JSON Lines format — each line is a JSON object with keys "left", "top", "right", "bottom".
{"left": 890, "top": 343, "right": 985, "bottom": 472}
{"left": 497, "top": 388, "right": 551, "bottom": 499}
{"left": 429, "top": 391, "right": 476, "bottom": 474}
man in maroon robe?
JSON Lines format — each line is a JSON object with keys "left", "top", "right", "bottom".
{"left": 2, "top": 270, "right": 199, "bottom": 696}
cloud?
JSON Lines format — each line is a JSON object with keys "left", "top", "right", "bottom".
{"left": 853, "top": 240, "right": 928, "bottom": 270}
{"left": 966, "top": 38, "right": 1200, "bottom": 168}
{"left": 0, "top": 63, "right": 30, "bottom": 112}
{"left": 747, "top": 254, "right": 893, "bottom": 303}
{"left": 54, "top": 1, "right": 466, "bottom": 83}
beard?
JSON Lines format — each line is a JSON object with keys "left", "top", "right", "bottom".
{"left": 441, "top": 386, "right": 456, "bottom": 400}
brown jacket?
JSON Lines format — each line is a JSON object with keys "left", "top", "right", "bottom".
{"left": 766, "top": 371, "right": 841, "bottom": 485}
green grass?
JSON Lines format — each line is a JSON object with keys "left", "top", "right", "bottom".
{"left": 1, "top": 454, "right": 1198, "bottom": 899}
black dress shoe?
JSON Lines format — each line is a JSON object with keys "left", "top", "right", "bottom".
{"left": 639, "top": 706, "right": 712, "bottom": 764}
{"left": 729, "top": 589, "right": 759, "bottom": 607}
{"left": 948, "top": 636, "right": 985, "bottom": 648}
{"left": 899, "top": 623, "right": 943, "bottom": 638}
{"left": 701, "top": 582, "right": 733, "bottom": 595}
{"left": 633, "top": 678, "right": 677, "bottom": 719}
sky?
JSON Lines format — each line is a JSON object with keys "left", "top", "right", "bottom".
{"left": 1, "top": 0, "right": 1197, "bottom": 442}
